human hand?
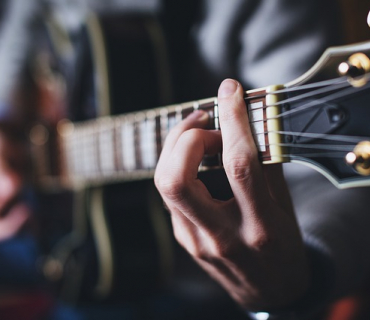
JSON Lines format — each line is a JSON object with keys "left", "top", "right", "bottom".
{"left": 155, "top": 79, "right": 310, "bottom": 311}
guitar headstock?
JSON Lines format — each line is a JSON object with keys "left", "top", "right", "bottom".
{"left": 279, "top": 41, "right": 370, "bottom": 188}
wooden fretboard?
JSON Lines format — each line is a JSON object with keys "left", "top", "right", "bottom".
{"left": 38, "top": 88, "right": 283, "bottom": 188}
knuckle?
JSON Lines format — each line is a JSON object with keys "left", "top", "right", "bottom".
{"left": 192, "top": 247, "right": 209, "bottom": 261}
{"left": 212, "top": 237, "right": 243, "bottom": 260}
{"left": 223, "top": 154, "right": 255, "bottom": 181}
{"left": 155, "top": 174, "right": 185, "bottom": 201}
{"left": 178, "top": 128, "right": 203, "bottom": 145}
{"left": 172, "top": 229, "right": 186, "bottom": 248}
{"left": 201, "top": 234, "right": 242, "bottom": 261}
{"left": 209, "top": 244, "right": 229, "bottom": 260}
{"left": 247, "top": 233, "right": 273, "bottom": 252}
{"left": 172, "top": 122, "right": 202, "bottom": 139}
{"left": 176, "top": 236, "right": 207, "bottom": 260}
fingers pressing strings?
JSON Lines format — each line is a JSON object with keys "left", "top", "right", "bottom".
{"left": 157, "top": 127, "right": 223, "bottom": 230}
{"left": 217, "top": 79, "right": 270, "bottom": 213}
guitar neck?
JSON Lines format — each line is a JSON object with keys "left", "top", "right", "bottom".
{"left": 35, "top": 87, "right": 286, "bottom": 188}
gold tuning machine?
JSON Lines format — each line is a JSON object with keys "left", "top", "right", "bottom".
{"left": 338, "top": 53, "right": 370, "bottom": 87}
{"left": 346, "top": 141, "right": 370, "bottom": 176}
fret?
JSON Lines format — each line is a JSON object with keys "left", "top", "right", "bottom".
{"left": 198, "top": 97, "right": 218, "bottom": 130}
{"left": 121, "top": 115, "right": 136, "bottom": 171}
{"left": 74, "top": 125, "right": 86, "bottom": 176}
{"left": 214, "top": 103, "right": 220, "bottom": 130}
{"left": 67, "top": 127, "right": 79, "bottom": 177}
{"left": 139, "top": 116, "right": 147, "bottom": 169}
{"left": 159, "top": 108, "right": 169, "bottom": 151}
{"left": 247, "top": 100, "right": 266, "bottom": 152}
{"left": 135, "top": 112, "right": 145, "bottom": 170}
{"left": 140, "top": 111, "right": 157, "bottom": 169}
{"left": 82, "top": 123, "right": 99, "bottom": 177}
{"left": 114, "top": 116, "right": 124, "bottom": 171}
{"left": 65, "top": 127, "right": 77, "bottom": 180}
{"left": 199, "top": 97, "right": 221, "bottom": 167}
{"left": 175, "top": 105, "right": 182, "bottom": 123}
{"left": 86, "top": 125, "right": 94, "bottom": 176}
{"left": 168, "top": 110, "right": 177, "bottom": 131}
{"left": 198, "top": 98, "right": 216, "bottom": 112}
{"left": 159, "top": 108, "right": 168, "bottom": 144}
{"left": 155, "top": 114, "right": 162, "bottom": 161}
{"left": 98, "top": 118, "right": 116, "bottom": 175}
{"left": 180, "top": 102, "right": 194, "bottom": 119}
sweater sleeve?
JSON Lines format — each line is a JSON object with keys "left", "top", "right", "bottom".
{"left": 192, "top": 0, "right": 343, "bottom": 89}
{"left": 193, "top": 0, "right": 369, "bottom": 313}
{"left": 285, "top": 163, "right": 370, "bottom": 305}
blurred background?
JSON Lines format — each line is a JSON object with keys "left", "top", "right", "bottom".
{"left": 0, "top": 1, "right": 368, "bottom": 320}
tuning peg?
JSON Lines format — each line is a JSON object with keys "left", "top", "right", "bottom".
{"left": 338, "top": 53, "right": 370, "bottom": 87}
{"left": 346, "top": 141, "right": 370, "bottom": 176}
{"left": 368, "top": 10, "right": 370, "bottom": 27}
{"left": 338, "top": 61, "right": 365, "bottom": 78}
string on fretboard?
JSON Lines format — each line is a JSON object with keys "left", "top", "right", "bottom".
{"left": 59, "top": 91, "right": 269, "bottom": 186}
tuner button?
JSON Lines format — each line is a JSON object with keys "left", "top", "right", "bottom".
{"left": 338, "top": 61, "right": 365, "bottom": 78}
{"left": 338, "top": 53, "right": 370, "bottom": 87}
{"left": 346, "top": 141, "right": 370, "bottom": 176}
{"left": 345, "top": 152, "right": 357, "bottom": 166}
{"left": 338, "top": 62, "right": 350, "bottom": 76}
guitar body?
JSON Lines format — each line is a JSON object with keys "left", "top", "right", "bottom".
{"left": 32, "top": 12, "right": 173, "bottom": 303}
{"left": 88, "top": 14, "right": 172, "bottom": 302}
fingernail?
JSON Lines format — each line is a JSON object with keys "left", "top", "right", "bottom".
{"left": 218, "top": 79, "right": 239, "bottom": 98}
{"left": 188, "top": 110, "right": 208, "bottom": 121}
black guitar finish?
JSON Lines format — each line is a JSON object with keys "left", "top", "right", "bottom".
{"left": 285, "top": 85, "right": 370, "bottom": 184}
{"left": 33, "top": 13, "right": 174, "bottom": 303}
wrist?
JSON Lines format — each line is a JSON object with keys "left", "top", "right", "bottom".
{"left": 247, "top": 311, "right": 296, "bottom": 320}
{"left": 246, "top": 237, "right": 335, "bottom": 320}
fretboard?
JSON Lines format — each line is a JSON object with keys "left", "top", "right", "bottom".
{"left": 52, "top": 87, "right": 284, "bottom": 188}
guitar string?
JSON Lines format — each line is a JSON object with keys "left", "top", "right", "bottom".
{"left": 256, "top": 142, "right": 360, "bottom": 161}
{"left": 275, "top": 80, "right": 369, "bottom": 120}
{"left": 247, "top": 81, "right": 370, "bottom": 139}
{"left": 250, "top": 129, "right": 366, "bottom": 159}
{"left": 67, "top": 75, "right": 370, "bottom": 174}
{"left": 71, "top": 74, "right": 366, "bottom": 132}
{"left": 243, "top": 76, "right": 348, "bottom": 102}
{"left": 246, "top": 83, "right": 370, "bottom": 159}
{"left": 243, "top": 74, "right": 370, "bottom": 158}
{"left": 259, "top": 143, "right": 357, "bottom": 155}
{"left": 243, "top": 73, "right": 370, "bottom": 102}
{"left": 266, "top": 82, "right": 348, "bottom": 118}
{"left": 263, "top": 142, "right": 356, "bottom": 151}
{"left": 244, "top": 78, "right": 370, "bottom": 160}
{"left": 244, "top": 77, "right": 366, "bottom": 118}
{"left": 258, "top": 130, "right": 365, "bottom": 143}
{"left": 261, "top": 153, "right": 351, "bottom": 160}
